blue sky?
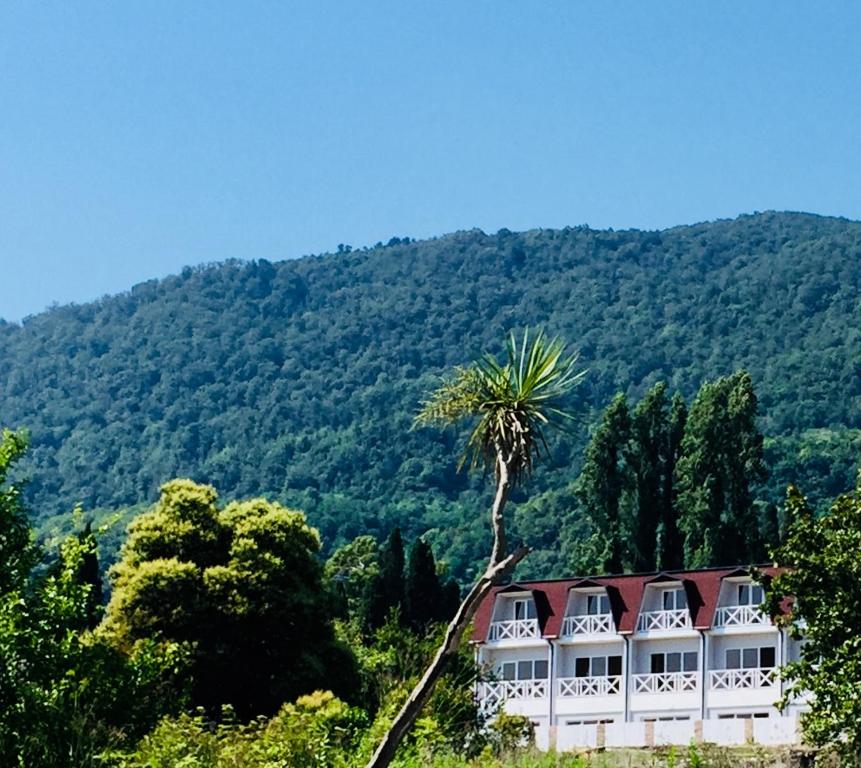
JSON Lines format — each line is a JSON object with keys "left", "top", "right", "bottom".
{"left": 1, "top": 2, "right": 859, "bottom": 321}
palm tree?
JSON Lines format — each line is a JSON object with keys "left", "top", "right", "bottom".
{"left": 365, "top": 329, "right": 585, "bottom": 768}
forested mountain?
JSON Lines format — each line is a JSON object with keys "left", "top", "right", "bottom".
{"left": 3, "top": 211, "right": 861, "bottom": 580}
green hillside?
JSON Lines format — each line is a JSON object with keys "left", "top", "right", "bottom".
{"left": 3, "top": 211, "right": 861, "bottom": 580}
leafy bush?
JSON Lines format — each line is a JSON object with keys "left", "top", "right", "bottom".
{"left": 119, "top": 691, "right": 368, "bottom": 768}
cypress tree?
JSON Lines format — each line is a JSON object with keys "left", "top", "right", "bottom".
{"left": 362, "top": 527, "right": 406, "bottom": 630}
{"left": 405, "top": 538, "right": 442, "bottom": 628}
{"left": 440, "top": 578, "right": 461, "bottom": 621}
{"left": 77, "top": 520, "right": 104, "bottom": 629}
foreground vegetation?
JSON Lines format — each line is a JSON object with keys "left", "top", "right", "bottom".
{"left": 4, "top": 212, "right": 861, "bottom": 580}
{"left": 3, "top": 320, "right": 861, "bottom": 764}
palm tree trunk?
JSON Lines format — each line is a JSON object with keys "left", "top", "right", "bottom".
{"left": 364, "top": 459, "right": 525, "bottom": 768}
{"left": 490, "top": 452, "right": 510, "bottom": 565}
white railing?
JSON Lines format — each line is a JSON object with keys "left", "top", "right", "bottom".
{"left": 477, "top": 680, "right": 548, "bottom": 710}
{"left": 558, "top": 675, "right": 622, "bottom": 697}
{"left": 637, "top": 608, "right": 691, "bottom": 632}
{"left": 709, "top": 667, "right": 777, "bottom": 690}
{"left": 488, "top": 619, "right": 540, "bottom": 641}
{"left": 714, "top": 605, "right": 770, "bottom": 627}
{"left": 561, "top": 613, "right": 614, "bottom": 636}
{"left": 632, "top": 671, "right": 698, "bottom": 694}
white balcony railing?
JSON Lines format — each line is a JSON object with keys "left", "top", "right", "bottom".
{"left": 632, "top": 672, "right": 698, "bottom": 694}
{"left": 477, "top": 680, "right": 548, "bottom": 710}
{"left": 637, "top": 608, "right": 691, "bottom": 632}
{"left": 488, "top": 618, "right": 540, "bottom": 642}
{"left": 558, "top": 675, "right": 622, "bottom": 697}
{"left": 710, "top": 668, "right": 777, "bottom": 690}
{"left": 714, "top": 605, "right": 770, "bottom": 628}
{"left": 561, "top": 613, "right": 614, "bottom": 636}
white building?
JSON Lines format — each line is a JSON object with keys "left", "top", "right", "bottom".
{"left": 472, "top": 566, "right": 806, "bottom": 750}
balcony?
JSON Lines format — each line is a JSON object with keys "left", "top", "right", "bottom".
{"left": 488, "top": 618, "right": 540, "bottom": 642}
{"left": 477, "top": 680, "right": 548, "bottom": 710}
{"left": 637, "top": 608, "right": 691, "bottom": 632}
{"left": 558, "top": 675, "right": 622, "bottom": 697}
{"left": 632, "top": 672, "right": 698, "bottom": 694}
{"left": 714, "top": 605, "right": 770, "bottom": 628}
{"left": 561, "top": 613, "right": 614, "bottom": 637}
{"left": 710, "top": 668, "right": 777, "bottom": 690}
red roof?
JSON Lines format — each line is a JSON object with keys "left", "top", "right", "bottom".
{"left": 471, "top": 565, "right": 787, "bottom": 643}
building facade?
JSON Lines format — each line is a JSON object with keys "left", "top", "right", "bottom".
{"left": 472, "top": 567, "right": 806, "bottom": 750}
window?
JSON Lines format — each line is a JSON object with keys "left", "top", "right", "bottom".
{"left": 662, "top": 587, "right": 687, "bottom": 610}
{"left": 513, "top": 599, "right": 536, "bottom": 621}
{"left": 651, "top": 651, "right": 697, "bottom": 674}
{"left": 574, "top": 655, "right": 622, "bottom": 677}
{"left": 500, "top": 658, "right": 548, "bottom": 681}
{"left": 587, "top": 593, "right": 610, "bottom": 615}
{"left": 718, "top": 712, "right": 769, "bottom": 720}
{"left": 726, "top": 646, "right": 776, "bottom": 670}
{"left": 737, "top": 583, "right": 764, "bottom": 606}
{"left": 643, "top": 716, "right": 690, "bottom": 722}
{"left": 566, "top": 719, "right": 614, "bottom": 726}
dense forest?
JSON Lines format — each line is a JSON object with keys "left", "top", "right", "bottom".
{"left": 3, "top": 211, "right": 861, "bottom": 580}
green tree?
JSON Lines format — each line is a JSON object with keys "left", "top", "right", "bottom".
{"left": 363, "top": 528, "right": 406, "bottom": 631}
{"left": 404, "top": 538, "right": 443, "bottom": 628}
{"left": 765, "top": 479, "right": 861, "bottom": 762}
{"left": 365, "top": 329, "right": 584, "bottom": 768}
{"left": 626, "top": 383, "right": 669, "bottom": 572}
{"left": 325, "top": 534, "right": 380, "bottom": 620}
{"left": 676, "top": 371, "right": 767, "bottom": 567}
{"left": 101, "top": 479, "right": 359, "bottom": 718}
{"left": 0, "top": 433, "right": 180, "bottom": 767}
{"left": 0, "top": 429, "right": 35, "bottom": 594}
{"left": 574, "top": 393, "right": 631, "bottom": 573}
{"left": 656, "top": 393, "right": 687, "bottom": 570}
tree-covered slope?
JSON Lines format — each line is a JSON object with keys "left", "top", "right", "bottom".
{"left": 3, "top": 212, "right": 861, "bottom": 579}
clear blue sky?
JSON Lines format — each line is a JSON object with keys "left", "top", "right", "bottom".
{"left": 1, "top": 2, "right": 859, "bottom": 321}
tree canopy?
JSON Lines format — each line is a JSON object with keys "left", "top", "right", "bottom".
{"left": 101, "top": 479, "right": 359, "bottom": 718}
{"left": 3, "top": 212, "right": 861, "bottom": 579}
{"left": 766, "top": 478, "right": 861, "bottom": 761}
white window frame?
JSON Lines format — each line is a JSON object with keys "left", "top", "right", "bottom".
{"left": 650, "top": 650, "right": 698, "bottom": 674}
{"left": 586, "top": 592, "right": 611, "bottom": 615}
{"left": 499, "top": 658, "right": 548, "bottom": 681}
{"left": 513, "top": 598, "right": 536, "bottom": 621}
{"left": 737, "top": 583, "right": 765, "bottom": 606}
{"left": 725, "top": 646, "right": 776, "bottom": 670}
{"left": 661, "top": 587, "right": 687, "bottom": 611}
{"left": 574, "top": 654, "right": 623, "bottom": 678}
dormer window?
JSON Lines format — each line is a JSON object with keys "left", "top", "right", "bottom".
{"left": 561, "top": 588, "right": 615, "bottom": 636}
{"left": 488, "top": 593, "right": 541, "bottom": 641}
{"left": 637, "top": 583, "right": 692, "bottom": 632}
{"left": 713, "top": 579, "right": 770, "bottom": 628}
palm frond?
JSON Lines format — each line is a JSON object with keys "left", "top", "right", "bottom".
{"left": 416, "top": 328, "right": 586, "bottom": 485}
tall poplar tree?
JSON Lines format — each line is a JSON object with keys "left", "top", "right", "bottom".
{"left": 574, "top": 393, "right": 631, "bottom": 573}
{"left": 656, "top": 393, "right": 687, "bottom": 570}
{"left": 675, "top": 371, "right": 767, "bottom": 567}
{"left": 626, "top": 383, "right": 669, "bottom": 572}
